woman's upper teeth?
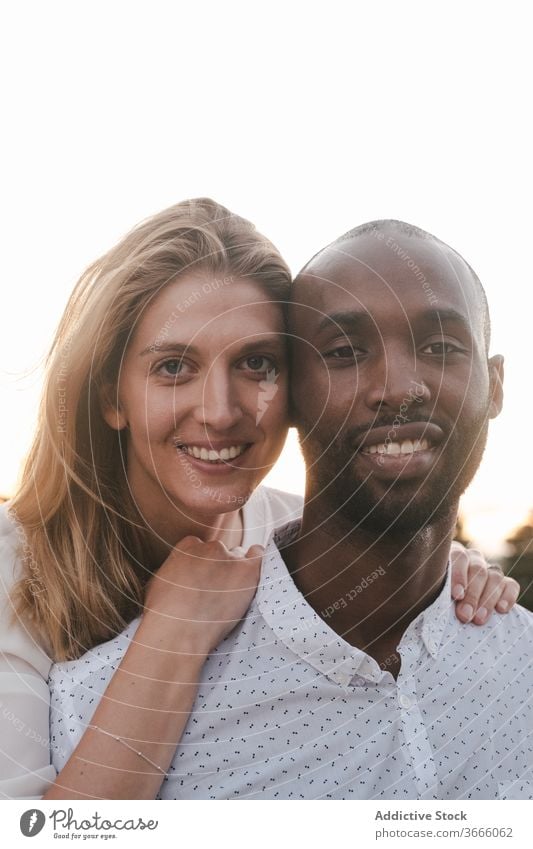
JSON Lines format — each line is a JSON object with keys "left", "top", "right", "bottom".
{"left": 182, "top": 445, "right": 246, "bottom": 461}
{"left": 364, "top": 438, "right": 430, "bottom": 456}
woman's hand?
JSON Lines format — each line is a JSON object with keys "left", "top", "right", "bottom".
{"left": 44, "top": 537, "right": 263, "bottom": 801}
{"left": 141, "top": 536, "right": 264, "bottom": 656}
{"left": 450, "top": 543, "right": 520, "bottom": 625}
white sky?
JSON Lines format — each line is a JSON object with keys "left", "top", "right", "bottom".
{"left": 1, "top": 1, "right": 531, "bottom": 555}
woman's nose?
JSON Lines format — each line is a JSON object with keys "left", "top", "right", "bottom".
{"left": 192, "top": 368, "right": 244, "bottom": 430}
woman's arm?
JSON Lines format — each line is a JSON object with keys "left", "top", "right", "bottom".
{"left": 450, "top": 543, "right": 520, "bottom": 624}
{"left": 0, "top": 517, "right": 56, "bottom": 799}
{"left": 43, "top": 537, "right": 263, "bottom": 800}
{"left": 0, "top": 655, "right": 56, "bottom": 799}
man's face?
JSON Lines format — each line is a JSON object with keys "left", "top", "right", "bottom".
{"left": 289, "top": 231, "right": 504, "bottom": 535}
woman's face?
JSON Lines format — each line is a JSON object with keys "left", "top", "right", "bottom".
{"left": 103, "top": 272, "right": 289, "bottom": 526}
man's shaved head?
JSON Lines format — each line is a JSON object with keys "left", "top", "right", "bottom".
{"left": 295, "top": 219, "right": 491, "bottom": 351}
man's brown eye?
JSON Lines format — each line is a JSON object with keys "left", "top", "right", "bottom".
{"left": 422, "top": 342, "right": 460, "bottom": 355}
{"left": 325, "top": 346, "right": 359, "bottom": 359}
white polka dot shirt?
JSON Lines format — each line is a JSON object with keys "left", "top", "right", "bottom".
{"left": 49, "top": 521, "right": 533, "bottom": 799}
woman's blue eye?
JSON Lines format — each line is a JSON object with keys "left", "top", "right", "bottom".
{"left": 157, "top": 359, "right": 185, "bottom": 376}
{"left": 236, "top": 355, "right": 278, "bottom": 380}
{"left": 245, "top": 356, "right": 270, "bottom": 371}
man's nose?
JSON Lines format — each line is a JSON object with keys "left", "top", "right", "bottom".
{"left": 363, "top": 349, "right": 431, "bottom": 412}
{"left": 192, "top": 366, "right": 244, "bottom": 430}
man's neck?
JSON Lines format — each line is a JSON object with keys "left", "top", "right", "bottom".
{"left": 282, "top": 498, "right": 456, "bottom": 676}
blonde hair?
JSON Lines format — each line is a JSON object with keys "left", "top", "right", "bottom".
{"left": 10, "top": 198, "right": 291, "bottom": 660}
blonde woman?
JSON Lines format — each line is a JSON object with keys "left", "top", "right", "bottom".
{"left": 0, "top": 199, "right": 519, "bottom": 800}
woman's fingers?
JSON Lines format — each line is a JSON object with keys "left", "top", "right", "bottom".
{"left": 494, "top": 574, "right": 520, "bottom": 614}
{"left": 450, "top": 545, "right": 469, "bottom": 601}
{"left": 452, "top": 548, "right": 520, "bottom": 624}
{"left": 455, "top": 557, "right": 488, "bottom": 623}
{"left": 245, "top": 544, "right": 265, "bottom": 559}
{"left": 469, "top": 570, "right": 509, "bottom": 624}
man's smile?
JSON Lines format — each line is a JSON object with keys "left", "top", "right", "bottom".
{"left": 353, "top": 422, "right": 445, "bottom": 479}
{"left": 362, "top": 437, "right": 430, "bottom": 456}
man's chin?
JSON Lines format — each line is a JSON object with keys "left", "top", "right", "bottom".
{"left": 341, "top": 496, "right": 457, "bottom": 537}
{"left": 309, "top": 468, "right": 461, "bottom": 536}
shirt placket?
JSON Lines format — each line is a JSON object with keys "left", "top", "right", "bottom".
{"left": 396, "top": 638, "right": 438, "bottom": 799}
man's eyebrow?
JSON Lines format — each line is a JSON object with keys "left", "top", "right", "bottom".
{"left": 316, "top": 311, "right": 371, "bottom": 334}
{"left": 316, "top": 308, "right": 475, "bottom": 337}
{"left": 421, "top": 308, "right": 473, "bottom": 333}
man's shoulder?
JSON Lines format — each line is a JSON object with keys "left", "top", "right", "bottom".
{"left": 456, "top": 602, "right": 533, "bottom": 651}
{"left": 505, "top": 602, "right": 533, "bottom": 634}
{"left": 496, "top": 602, "right": 533, "bottom": 628}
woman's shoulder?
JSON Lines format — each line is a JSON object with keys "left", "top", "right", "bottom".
{"left": 0, "top": 500, "right": 23, "bottom": 589}
{"left": 246, "top": 485, "right": 303, "bottom": 519}
{"left": 0, "top": 501, "right": 52, "bottom": 673}
{"left": 241, "top": 486, "right": 303, "bottom": 547}
{"left": 257, "top": 485, "right": 303, "bottom": 514}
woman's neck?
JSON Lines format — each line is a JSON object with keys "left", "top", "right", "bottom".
{"left": 137, "top": 502, "right": 244, "bottom": 571}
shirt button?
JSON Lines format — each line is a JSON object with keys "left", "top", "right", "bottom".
{"left": 399, "top": 693, "right": 412, "bottom": 709}
{"left": 427, "top": 638, "right": 437, "bottom": 654}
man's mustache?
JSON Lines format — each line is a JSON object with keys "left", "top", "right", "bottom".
{"left": 339, "top": 412, "right": 450, "bottom": 451}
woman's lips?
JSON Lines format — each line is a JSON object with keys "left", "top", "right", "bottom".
{"left": 175, "top": 443, "right": 253, "bottom": 474}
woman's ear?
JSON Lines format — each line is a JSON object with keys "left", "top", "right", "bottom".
{"left": 488, "top": 354, "right": 504, "bottom": 419}
{"left": 99, "top": 382, "right": 128, "bottom": 430}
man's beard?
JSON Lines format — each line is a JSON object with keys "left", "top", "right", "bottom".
{"left": 297, "top": 407, "right": 491, "bottom": 538}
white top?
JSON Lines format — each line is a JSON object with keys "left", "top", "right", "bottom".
{"left": 0, "top": 487, "right": 303, "bottom": 799}
{"left": 50, "top": 520, "right": 533, "bottom": 800}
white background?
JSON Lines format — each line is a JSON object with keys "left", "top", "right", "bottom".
{"left": 1, "top": 1, "right": 531, "bottom": 554}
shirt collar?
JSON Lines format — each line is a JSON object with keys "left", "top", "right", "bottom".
{"left": 256, "top": 521, "right": 454, "bottom": 686}
{"left": 419, "top": 564, "right": 453, "bottom": 658}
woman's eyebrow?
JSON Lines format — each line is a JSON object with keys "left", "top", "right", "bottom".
{"left": 139, "top": 334, "right": 284, "bottom": 358}
{"left": 236, "top": 336, "right": 286, "bottom": 355}
{"left": 139, "top": 342, "right": 198, "bottom": 357}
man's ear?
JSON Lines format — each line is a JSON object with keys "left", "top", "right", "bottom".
{"left": 99, "top": 382, "right": 128, "bottom": 431}
{"left": 488, "top": 355, "right": 504, "bottom": 419}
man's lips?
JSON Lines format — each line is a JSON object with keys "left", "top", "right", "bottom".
{"left": 351, "top": 422, "right": 446, "bottom": 479}
{"left": 355, "top": 422, "right": 445, "bottom": 453}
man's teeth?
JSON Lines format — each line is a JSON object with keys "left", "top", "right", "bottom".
{"left": 180, "top": 445, "right": 247, "bottom": 462}
{"left": 364, "top": 438, "right": 431, "bottom": 456}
